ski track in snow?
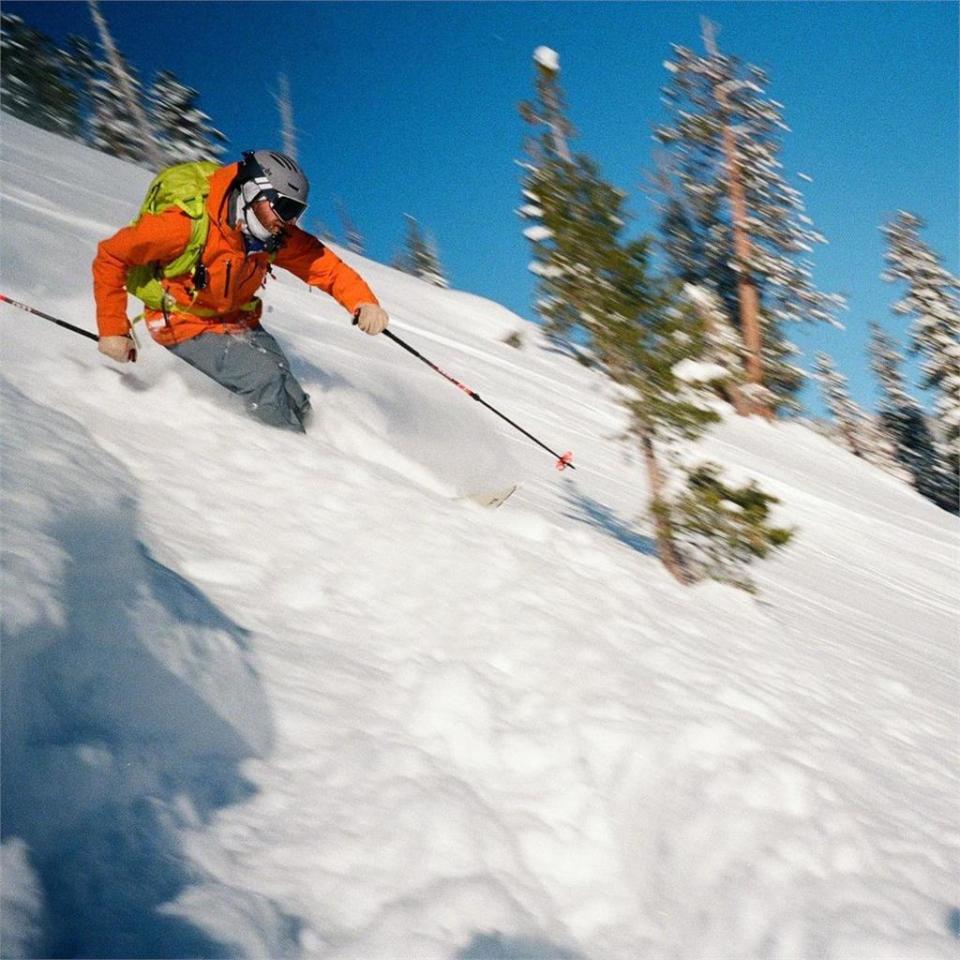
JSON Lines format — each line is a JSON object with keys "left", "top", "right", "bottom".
{"left": 2, "top": 115, "right": 959, "bottom": 960}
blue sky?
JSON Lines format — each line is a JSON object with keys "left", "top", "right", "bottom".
{"left": 8, "top": 1, "right": 958, "bottom": 416}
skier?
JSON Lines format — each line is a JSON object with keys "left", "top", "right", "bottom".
{"left": 92, "top": 150, "right": 389, "bottom": 432}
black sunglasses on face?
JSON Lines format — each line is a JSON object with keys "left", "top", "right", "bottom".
{"left": 261, "top": 189, "right": 307, "bottom": 224}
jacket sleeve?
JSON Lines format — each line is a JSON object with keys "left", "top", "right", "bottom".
{"left": 274, "top": 229, "right": 379, "bottom": 315}
{"left": 92, "top": 211, "right": 193, "bottom": 337}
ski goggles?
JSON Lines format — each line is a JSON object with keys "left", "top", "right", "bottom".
{"left": 258, "top": 188, "right": 307, "bottom": 224}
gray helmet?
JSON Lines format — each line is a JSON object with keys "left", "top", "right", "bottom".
{"left": 237, "top": 150, "right": 309, "bottom": 223}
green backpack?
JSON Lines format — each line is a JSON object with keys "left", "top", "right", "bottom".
{"left": 125, "top": 160, "right": 220, "bottom": 312}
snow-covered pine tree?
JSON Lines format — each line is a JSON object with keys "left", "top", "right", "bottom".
{"left": 808, "top": 349, "right": 902, "bottom": 476}
{"left": 0, "top": 14, "right": 81, "bottom": 139}
{"left": 518, "top": 46, "right": 792, "bottom": 588}
{"left": 334, "top": 198, "right": 365, "bottom": 255}
{"left": 88, "top": 50, "right": 149, "bottom": 164}
{"left": 881, "top": 211, "right": 960, "bottom": 486}
{"left": 517, "top": 47, "right": 638, "bottom": 354}
{"left": 394, "top": 215, "right": 449, "bottom": 288}
{"left": 668, "top": 462, "right": 793, "bottom": 593}
{"left": 654, "top": 18, "right": 844, "bottom": 416}
{"left": 87, "top": 0, "right": 160, "bottom": 168}
{"left": 148, "top": 69, "right": 227, "bottom": 164}
{"left": 813, "top": 352, "right": 871, "bottom": 459}
{"left": 61, "top": 34, "right": 100, "bottom": 145}
{"left": 652, "top": 149, "right": 738, "bottom": 321}
{"left": 869, "top": 321, "right": 958, "bottom": 512}
{"left": 604, "top": 256, "right": 722, "bottom": 585}
{"left": 860, "top": 412, "right": 910, "bottom": 481}
{"left": 421, "top": 233, "right": 448, "bottom": 289}
{"left": 615, "top": 288, "right": 793, "bottom": 591}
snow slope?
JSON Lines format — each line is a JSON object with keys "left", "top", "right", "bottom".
{"left": 1, "top": 115, "right": 958, "bottom": 960}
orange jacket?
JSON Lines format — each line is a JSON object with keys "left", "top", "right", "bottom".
{"left": 93, "top": 162, "right": 378, "bottom": 346}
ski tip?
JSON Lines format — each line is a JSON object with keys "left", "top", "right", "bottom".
{"left": 555, "top": 451, "right": 574, "bottom": 471}
{"left": 459, "top": 484, "right": 519, "bottom": 509}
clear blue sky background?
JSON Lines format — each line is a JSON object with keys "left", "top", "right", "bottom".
{"left": 8, "top": 1, "right": 958, "bottom": 416}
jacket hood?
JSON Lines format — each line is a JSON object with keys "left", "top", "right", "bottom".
{"left": 206, "top": 162, "right": 241, "bottom": 230}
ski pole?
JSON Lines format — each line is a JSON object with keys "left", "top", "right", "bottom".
{"left": 0, "top": 293, "right": 137, "bottom": 362}
{"left": 357, "top": 316, "right": 574, "bottom": 471}
{"left": 0, "top": 293, "right": 99, "bottom": 342}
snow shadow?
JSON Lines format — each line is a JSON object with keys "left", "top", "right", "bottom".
{"left": 2, "top": 508, "right": 276, "bottom": 959}
{"left": 564, "top": 486, "right": 658, "bottom": 558}
{"left": 458, "top": 931, "right": 584, "bottom": 960}
{"left": 287, "top": 352, "right": 353, "bottom": 397}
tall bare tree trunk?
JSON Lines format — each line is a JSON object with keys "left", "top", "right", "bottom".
{"left": 274, "top": 73, "right": 297, "bottom": 160}
{"left": 640, "top": 429, "right": 689, "bottom": 585}
{"left": 88, "top": 0, "right": 162, "bottom": 169}
{"left": 532, "top": 51, "right": 572, "bottom": 164}
{"left": 543, "top": 84, "right": 572, "bottom": 164}
{"left": 702, "top": 18, "right": 769, "bottom": 419}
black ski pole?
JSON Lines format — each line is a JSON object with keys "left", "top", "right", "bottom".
{"left": 1, "top": 293, "right": 99, "bottom": 342}
{"left": 1, "top": 293, "right": 137, "bottom": 362}
{"left": 357, "top": 316, "right": 574, "bottom": 471}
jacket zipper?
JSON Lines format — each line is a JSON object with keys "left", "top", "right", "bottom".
{"left": 223, "top": 260, "right": 233, "bottom": 298}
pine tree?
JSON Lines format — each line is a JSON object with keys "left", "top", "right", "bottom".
{"left": 813, "top": 353, "right": 870, "bottom": 458}
{"left": 87, "top": 0, "right": 161, "bottom": 168}
{"left": 61, "top": 34, "right": 99, "bottom": 144}
{"left": 652, "top": 149, "right": 738, "bottom": 320}
{"left": 519, "top": 47, "right": 695, "bottom": 578}
{"left": 810, "top": 350, "right": 902, "bottom": 475}
{"left": 4, "top": 8, "right": 229, "bottom": 169}
{"left": 149, "top": 69, "right": 227, "bottom": 164}
{"left": 860, "top": 412, "right": 909, "bottom": 481}
{"left": 869, "top": 322, "right": 958, "bottom": 512}
{"left": 422, "top": 233, "right": 448, "bottom": 289}
{"left": 518, "top": 46, "right": 792, "bottom": 588}
{"left": 669, "top": 463, "right": 793, "bottom": 593}
{"left": 393, "top": 215, "right": 449, "bottom": 287}
{"left": 617, "top": 287, "right": 793, "bottom": 591}
{"left": 1, "top": 14, "right": 81, "bottom": 138}
{"left": 881, "top": 211, "right": 960, "bottom": 481}
{"left": 335, "top": 198, "right": 365, "bottom": 255}
{"left": 88, "top": 50, "right": 149, "bottom": 164}
{"left": 654, "top": 19, "right": 844, "bottom": 416}
{"left": 609, "top": 258, "right": 723, "bottom": 585}
{"left": 518, "top": 47, "right": 647, "bottom": 355}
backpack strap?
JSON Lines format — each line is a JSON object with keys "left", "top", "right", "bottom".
{"left": 161, "top": 215, "right": 211, "bottom": 279}
{"left": 126, "top": 161, "right": 219, "bottom": 311}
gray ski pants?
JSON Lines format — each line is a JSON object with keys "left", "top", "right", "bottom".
{"left": 168, "top": 329, "right": 311, "bottom": 433}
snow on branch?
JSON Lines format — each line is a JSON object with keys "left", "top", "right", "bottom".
{"left": 533, "top": 46, "right": 560, "bottom": 71}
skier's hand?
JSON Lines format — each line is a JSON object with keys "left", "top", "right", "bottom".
{"left": 99, "top": 335, "right": 136, "bottom": 363}
{"left": 354, "top": 303, "right": 389, "bottom": 336}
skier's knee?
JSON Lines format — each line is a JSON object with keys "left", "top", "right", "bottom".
{"left": 246, "top": 381, "right": 307, "bottom": 432}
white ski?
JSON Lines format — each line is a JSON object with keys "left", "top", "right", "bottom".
{"left": 459, "top": 484, "right": 519, "bottom": 509}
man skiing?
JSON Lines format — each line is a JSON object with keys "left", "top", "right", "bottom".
{"left": 93, "top": 150, "right": 389, "bottom": 432}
